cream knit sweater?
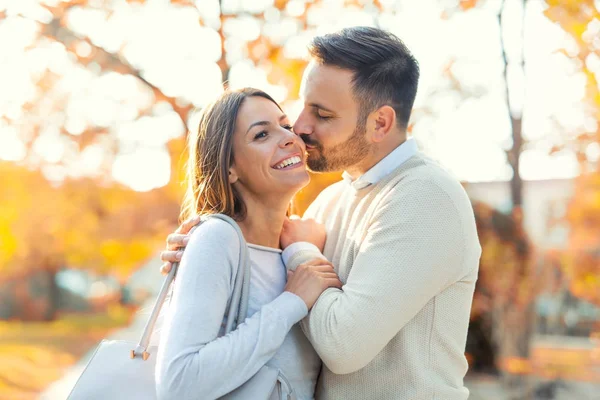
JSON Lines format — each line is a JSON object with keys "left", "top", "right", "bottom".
{"left": 285, "top": 152, "right": 482, "bottom": 400}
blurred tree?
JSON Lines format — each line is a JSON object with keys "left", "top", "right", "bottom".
{"left": 0, "top": 159, "right": 179, "bottom": 320}
{"left": 544, "top": 0, "right": 600, "bottom": 306}
{"left": 2, "top": 0, "right": 344, "bottom": 210}
{"left": 463, "top": 0, "right": 600, "bottom": 391}
{"left": 467, "top": 201, "right": 531, "bottom": 374}
{"left": 493, "top": 0, "right": 538, "bottom": 389}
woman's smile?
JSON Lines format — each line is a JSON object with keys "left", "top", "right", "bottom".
{"left": 272, "top": 154, "right": 304, "bottom": 170}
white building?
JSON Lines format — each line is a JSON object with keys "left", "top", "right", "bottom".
{"left": 465, "top": 178, "right": 575, "bottom": 250}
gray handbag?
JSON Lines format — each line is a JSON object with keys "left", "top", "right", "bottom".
{"left": 67, "top": 213, "right": 295, "bottom": 400}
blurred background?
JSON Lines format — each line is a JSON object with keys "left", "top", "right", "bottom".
{"left": 0, "top": 0, "right": 599, "bottom": 399}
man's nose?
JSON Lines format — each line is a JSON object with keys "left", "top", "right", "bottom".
{"left": 293, "top": 113, "right": 312, "bottom": 136}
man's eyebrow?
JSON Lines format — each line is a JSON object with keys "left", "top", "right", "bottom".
{"left": 308, "top": 103, "right": 334, "bottom": 113}
{"left": 246, "top": 115, "right": 288, "bottom": 135}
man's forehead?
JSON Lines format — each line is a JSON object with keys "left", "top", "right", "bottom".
{"left": 299, "top": 62, "right": 353, "bottom": 104}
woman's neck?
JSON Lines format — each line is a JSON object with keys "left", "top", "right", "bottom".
{"left": 236, "top": 194, "right": 291, "bottom": 249}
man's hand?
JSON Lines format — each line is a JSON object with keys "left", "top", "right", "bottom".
{"left": 160, "top": 215, "right": 201, "bottom": 275}
{"left": 280, "top": 215, "right": 326, "bottom": 252}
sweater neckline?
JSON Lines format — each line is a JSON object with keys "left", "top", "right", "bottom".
{"left": 247, "top": 243, "right": 283, "bottom": 254}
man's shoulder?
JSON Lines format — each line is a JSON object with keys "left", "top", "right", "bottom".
{"left": 383, "top": 154, "right": 471, "bottom": 207}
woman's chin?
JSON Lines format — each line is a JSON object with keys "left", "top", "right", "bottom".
{"left": 276, "top": 171, "right": 310, "bottom": 193}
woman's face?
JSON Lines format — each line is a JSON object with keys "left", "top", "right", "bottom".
{"left": 229, "top": 96, "right": 309, "bottom": 197}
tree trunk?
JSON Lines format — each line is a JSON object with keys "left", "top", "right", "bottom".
{"left": 218, "top": 0, "right": 230, "bottom": 84}
{"left": 44, "top": 269, "right": 60, "bottom": 321}
{"left": 498, "top": 1, "right": 535, "bottom": 397}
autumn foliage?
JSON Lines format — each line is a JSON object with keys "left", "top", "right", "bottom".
{"left": 1, "top": 2, "right": 600, "bottom": 398}
{"left": 544, "top": 0, "right": 600, "bottom": 308}
{"left": 0, "top": 159, "right": 180, "bottom": 282}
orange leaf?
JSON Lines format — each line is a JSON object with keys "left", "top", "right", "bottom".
{"left": 459, "top": 0, "right": 479, "bottom": 11}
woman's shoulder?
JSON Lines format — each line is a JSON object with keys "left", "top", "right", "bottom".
{"left": 186, "top": 216, "right": 242, "bottom": 260}
{"left": 190, "top": 216, "right": 239, "bottom": 238}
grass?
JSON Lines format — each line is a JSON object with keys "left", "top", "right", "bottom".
{"left": 0, "top": 304, "right": 135, "bottom": 400}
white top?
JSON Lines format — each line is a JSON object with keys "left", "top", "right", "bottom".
{"left": 155, "top": 219, "right": 320, "bottom": 400}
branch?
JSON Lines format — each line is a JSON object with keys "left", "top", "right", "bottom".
{"left": 39, "top": 11, "right": 192, "bottom": 129}
{"left": 498, "top": 0, "right": 525, "bottom": 208}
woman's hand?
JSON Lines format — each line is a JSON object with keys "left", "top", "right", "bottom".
{"left": 280, "top": 216, "right": 327, "bottom": 252}
{"left": 160, "top": 215, "right": 201, "bottom": 275}
{"left": 284, "top": 258, "right": 342, "bottom": 309}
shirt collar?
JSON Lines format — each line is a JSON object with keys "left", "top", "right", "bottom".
{"left": 342, "top": 137, "right": 418, "bottom": 190}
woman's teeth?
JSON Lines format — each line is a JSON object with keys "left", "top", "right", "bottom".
{"left": 274, "top": 156, "right": 301, "bottom": 169}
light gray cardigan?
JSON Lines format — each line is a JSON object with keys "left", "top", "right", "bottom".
{"left": 155, "top": 218, "right": 320, "bottom": 400}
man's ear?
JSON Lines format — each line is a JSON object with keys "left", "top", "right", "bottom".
{"left": 228, "top": 166, "right": 239, "bottom": 184}
{"left": 370, "top": 105, "right": 396, "bottom": 143}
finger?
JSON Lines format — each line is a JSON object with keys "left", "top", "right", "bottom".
{"left": 287, "top": 270, "right": 294, "bottom": 280}
{"left": 318, "top": 272, "right": 339, "bottom": 279}
{"left": 160, "top": 250, "right": 183, "bottom": 263}
{"left": 324, "top": 278, "right": 343, "bottom": 289}
{"left": 160, "top": 262, "right": 172, "bottom": 276}
{"left": 310, "top": 265, "right": 336, "bottom": 274}
{"left": 166, "top": 233, "right": 189, "bottom": 250}
{"left": 175, "top": 215, "right": 201, "bottom": 234}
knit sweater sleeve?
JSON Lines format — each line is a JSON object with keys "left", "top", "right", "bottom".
{"left": 155, "top": 219, "right": 308, "bottom": 400}
{"left": 293, "top": 179, "right": 468, "bottom": 374}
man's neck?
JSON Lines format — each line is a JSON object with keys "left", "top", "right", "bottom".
{"left": 344, "top": 135, "right": 407, "bottom": 180}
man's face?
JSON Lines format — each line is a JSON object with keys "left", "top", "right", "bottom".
{"left": 293, "top": 62, "right": 370, "bottom": 173}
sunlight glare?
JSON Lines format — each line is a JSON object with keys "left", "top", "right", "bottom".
{"left": 228, "top": 61, "right": 287, "bottom": 103}
{"left": 112, "top": 147, "right": 171, "bottom": 192}
{"left": 32, "top": 128, "right": 64, "bottom": 164}
{"left": 520, "top": 149, "right": 579, "bottom": 180}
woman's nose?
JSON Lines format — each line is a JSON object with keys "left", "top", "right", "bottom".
{"left": 279, "top": 132, "right": 295, "bottom": 148}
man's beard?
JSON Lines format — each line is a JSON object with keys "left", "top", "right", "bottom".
{"left": 301, "top": 123, "right": 370, "bottom": 173}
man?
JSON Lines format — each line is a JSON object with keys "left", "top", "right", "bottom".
{"left": 162, "top": 27, "right": 481, "bottom": 399}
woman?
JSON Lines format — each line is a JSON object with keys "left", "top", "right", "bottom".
{"left": 155, "top": 88, "right": 341, "bottom": 400}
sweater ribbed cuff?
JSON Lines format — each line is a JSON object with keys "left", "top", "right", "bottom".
{"left": 282, "top": 242, "right": 325, "bottom": 271}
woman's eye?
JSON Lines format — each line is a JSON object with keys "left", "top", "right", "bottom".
{"left": 254, "top": 131, "right": 268, "bottom": 140}
{"left": 282, "top": 124, "right": 293, "bottom": 131}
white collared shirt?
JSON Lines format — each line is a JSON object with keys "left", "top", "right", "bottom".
{"left": 342, "top": 137, "right": 419, "bottom": 190}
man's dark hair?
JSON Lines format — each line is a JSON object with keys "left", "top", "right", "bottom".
{"left": 309, "top": 27, "right": 420, "bottom": 131}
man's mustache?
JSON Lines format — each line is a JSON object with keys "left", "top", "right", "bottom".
{"left": 300, "top": 135, "right": 320, "bottom": 148}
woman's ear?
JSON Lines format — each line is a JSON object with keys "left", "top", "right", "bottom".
{"left": 228, "top": 166, "right": 239, "bottom": 184}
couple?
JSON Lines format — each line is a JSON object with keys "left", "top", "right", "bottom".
{"left": 155, "top": 27, "right": 481, "bottom": 400}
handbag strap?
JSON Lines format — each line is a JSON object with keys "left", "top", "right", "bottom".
{"left": 131, "top": 213, "right": 250, "bottom": 360}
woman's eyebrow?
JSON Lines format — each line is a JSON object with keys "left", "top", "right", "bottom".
{"left": 246, "top": 114, "right": 289, "bottom": 135}
{"left": 246, "top": 121, "right": 270, "bottom": 135}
